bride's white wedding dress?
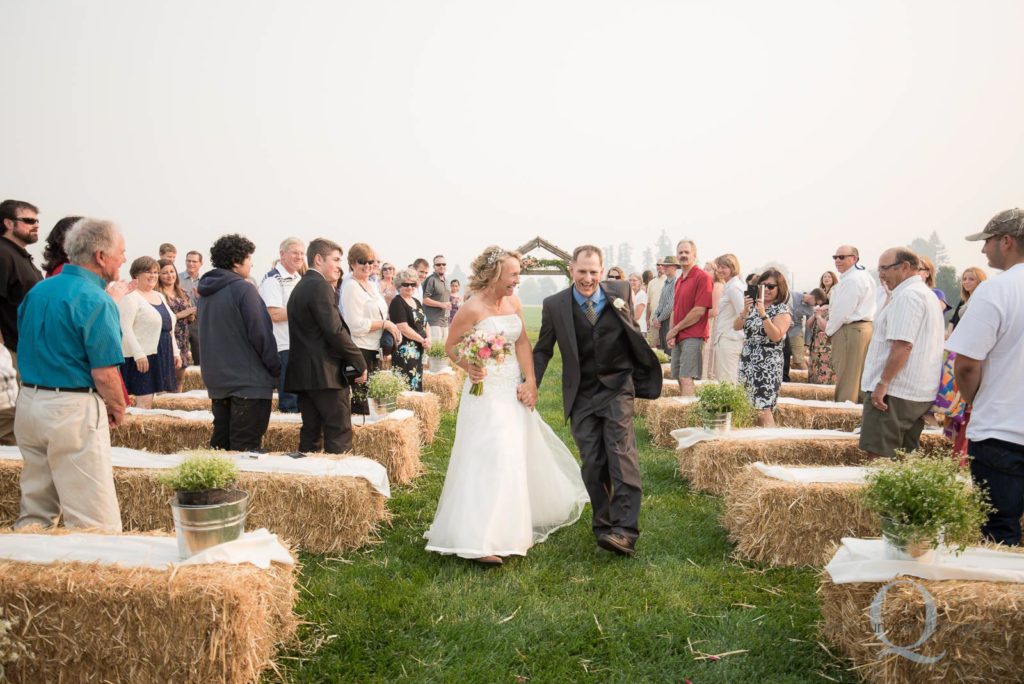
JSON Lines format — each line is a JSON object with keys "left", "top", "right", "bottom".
{"left": 424, "top": 313, "right": 589, "bottom": 559}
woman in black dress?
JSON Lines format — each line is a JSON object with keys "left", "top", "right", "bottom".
{"left": 388, "top": 268, "right": 430, "bottom": 391}
{"left": 734, "top": 269, "right": 792, "bottom": 427}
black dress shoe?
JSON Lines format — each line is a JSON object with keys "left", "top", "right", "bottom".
{"left": 597, "top": 533, "right": 635, "bottom": 557}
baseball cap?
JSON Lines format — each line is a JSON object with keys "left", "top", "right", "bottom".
{"left": 965, "top": 208, "right": 1024, "bottom": 241}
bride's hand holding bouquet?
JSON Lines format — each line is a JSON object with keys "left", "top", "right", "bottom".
{"left": 454, "top": 329, "right": 513, "bottom": 396}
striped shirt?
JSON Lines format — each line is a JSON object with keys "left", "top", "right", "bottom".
{"left": 860, "top": 276, "right": 945, "bottom": 402}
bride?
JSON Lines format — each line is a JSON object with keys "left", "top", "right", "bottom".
{"left": 424, "top": 246, "right": 589, "bottom": 565}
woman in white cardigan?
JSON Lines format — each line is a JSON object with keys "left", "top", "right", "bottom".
{"left": 341, "top": 243, "right": 401, "bottom": 415}
{"left": 118, "top": 256, "right": 180, "bottom": 408}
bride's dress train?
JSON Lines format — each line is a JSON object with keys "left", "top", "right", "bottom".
{"left": 424, "top": 314, "right": 589, "bottom": 558}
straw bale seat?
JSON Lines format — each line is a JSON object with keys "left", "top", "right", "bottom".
{"left": 112, "top": 410, "right": 423, "bottom": 485}
{"left": 0, "top": 529, "right": 298, "bottom": 684}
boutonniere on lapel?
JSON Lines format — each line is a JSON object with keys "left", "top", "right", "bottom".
{"left": 612, "top": 298, "right": 627, "bottom": 312}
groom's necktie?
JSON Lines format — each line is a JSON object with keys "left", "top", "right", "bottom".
{"left": 584, "top": 299, "right": 597, "bottom": 325}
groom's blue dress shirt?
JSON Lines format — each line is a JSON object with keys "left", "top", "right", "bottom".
{"left": 572, "top": 285, "right": 606, "bottom": 318}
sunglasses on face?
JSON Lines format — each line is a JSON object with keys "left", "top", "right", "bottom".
{"left": 13, "top": 217, "right": 39, "bottom": 226}
{"left": 434, "top": 263, "right": 446, "bottom": 267}
{"left": 400, "top": 282, "right": 417, "bottom": 288}
{"left": 762, "top": 283, "right": 778, "bottom": 290}
{"left": 355, "top": 259, "right": 376, "bottom": 266}
{"left": 832, "top": 255, "right": 853, "bottom": 261}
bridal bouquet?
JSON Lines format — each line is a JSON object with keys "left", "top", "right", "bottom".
{"left": 454, "top": 329, "right": 513, "bottom": 396}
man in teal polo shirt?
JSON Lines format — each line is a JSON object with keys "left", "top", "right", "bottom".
{"left": 15, "top": 218, "right": 128, "bottom": 532}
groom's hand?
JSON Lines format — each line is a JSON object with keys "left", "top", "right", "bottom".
{"left": 517, "top": 382, "right": 537, "bottom": 409}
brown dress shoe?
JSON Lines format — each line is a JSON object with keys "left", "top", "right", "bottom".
{"left": 597, "top": 533, "right": 635, "bottom": 557}
{"left": 475, "top": 555, "right": 503, "bottom": 566}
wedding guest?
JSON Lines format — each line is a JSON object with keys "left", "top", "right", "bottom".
{"left": 826, "top": 245, "right": 876, "bottom": 403}
{"left": 378, "top": 262, "right": 398, "bottom": 304}
{"left": 422, "top": 254, "right": 452, "bottom": 344}
{"left": 258, "top": 237, "right": 304, "bottom": 413}
{"left": 118, "top": 257, "right": 180, "bottom": 408}
{"left": 946, "top": 209, "right": 1024, "bottom": 545}
{"left": 198, "top": 234, "right": 280, "bottom": 451}
{"left": 342, "top": 243, "right": 401, "bottom": 414}
{"left": 651, "top": 256, "right": 679, "bottom": 349}
{"left": 665, "top": 240, "right": 711, "bottom": 397}
{"left": 859, "top": 249, "right": 944, "bottom": 458}
{"left": 157, "top": 259, "right": 195, "bottom": 391}
{"left": 711, "top": 254, "right": 745, "bottom": 383}
{"left": 806, "top": 288, "right": 836, "bottom": 385}
{"left": 285, "top": 238, "right": 367, "bottom": 454}
{"left": 390, "top": 268, "right": 430, "bottom": 391}
{"left": 158, "top": 242, "right": 177, "bottom": 265}
{"left": 819, "top": 270, "right": 838, "bottom": 301}
{"left": 948, "top": 267, "right": 987, "bottom": 334}
{"left": 412, "top": 257, "right": 430, "bottom": 302}
{"left": 642, "top": 269, "right": 654, "bottom": 287}
{"left": 701, "top": 261, "right": 724, "bottom": 379}
{"left": 0, "top": 199, "right": 42, "bottom": 359}
{"left": 448, "top": 278, "right": 462, "bottom": 322}
{"left": 180, "top": 250, "right": 203, "bottom": 365}
{"left": 605, "top": 266, "right": 625, "bottom": 281}
{"left": 14, "top": 218, "right": 127, "bottom": 531}
{"left": 918, "top": 255, "right": 950, "bottom": 313}
{"left": 735, "top": 270, "right": 792, "bottom": 427}
{"left": 628, "top": 272, "right": 648, "bottom": 333}
{"left": 783, "top": 290, "right": 815, "bottom": 379}
{"left": 645, "top": 262, "right": 667, "bottom": 346}
{"left": 41, "top": 216, "right": 82, "bottom": 277}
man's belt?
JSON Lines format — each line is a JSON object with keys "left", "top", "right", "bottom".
{"left": 23, "top": 384, "right": 95, "bottom": 393}
{"left": 844, "top": 320, "right": 871, "bottom": 325}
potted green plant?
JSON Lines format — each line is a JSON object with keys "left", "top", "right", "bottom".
{"left": 366, "top": 369, "right": 410, "bottom": 416}
{"left": 691, "top": 381, "right": 754, "bottom": 432}
{"left": 159, "top": 455, "right": 248, "bottom": 559}
{"left": 427, "top": 341, "right": 449, "bottom": 371}
{"left": 861, "top": 451, "right": 991, "bottom": 560}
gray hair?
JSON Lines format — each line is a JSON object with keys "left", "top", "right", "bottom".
{"left": 677, "top": 239, "right": 697, "bottom": 254}
{"left": 65, "top": 219, "right": 120, "bottom": 266}
{"left": 279, "top": 236, "right": 304, "bottom": 252}
{"left": 396, "top": 268, "right": 419, "bottom": 284}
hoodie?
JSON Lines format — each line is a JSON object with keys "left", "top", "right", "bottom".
{"left": 197, "top": 268, "right": 281, "bottom": 399}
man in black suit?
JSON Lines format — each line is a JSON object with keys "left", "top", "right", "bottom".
{"left": 533, "top": 245, "right": 663, "bottom": 556}
{"left": 285, "top": 238, "right": 367, "bottom": 454}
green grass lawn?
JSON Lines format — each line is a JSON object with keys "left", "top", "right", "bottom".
{"left": 280, "top": 307, "right": 854, "bottom": 682}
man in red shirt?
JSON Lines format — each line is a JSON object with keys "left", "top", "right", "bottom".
{"left": 666, "top": 239, "right": 712, "bottom": 396}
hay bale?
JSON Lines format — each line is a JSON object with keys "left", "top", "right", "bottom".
{"left": 112, "top": 413, "right": 424, "bottom": 485}
{"left": 423, "top": 371, "right": 462, "bottom": 412}
{"left": 819, "top": 573, "right": 1024, "bottom": 682}
{"left": 153, "top": 393, "right": 280, "bottom": 412}
{"left": 775, "top": 401, "right": 862, "bottom": 431}
{"left": 680, "top": 431, "right": 949, "bottom": 496}
{"left": 722, "top": 466, "right": 875, "bottom": 567}
{"left": 0, "top": 458, "right": 387, "bottom": 554}
{"left": 181, "top": 366, "right": 205, "bottom": 391}
{"left": 397, "top": 391, "right": 441, "bottom": 444}
{"left": 779, "top": 382, "right": 836, "bottom": 401}
{"left": 0, "top": 530, "right": 298, "bottom": 684}
{"left": 789, "top": 368, "right": 807, "bottom": 382}
{"left": 645, "top": 398, "right": 698, "bottom": 447}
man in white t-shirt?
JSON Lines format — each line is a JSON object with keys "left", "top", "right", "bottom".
{"left": 259, "top": 237, "right": 304, "bottom": 413}
{"left": 826, "top": 245, "right": 877, "bottom": 403}
{"left": 946, "top": 208, "right": 1024, "bottom": 546}
{"left": 858, "top": 248, "right": 945, "bottom": 458}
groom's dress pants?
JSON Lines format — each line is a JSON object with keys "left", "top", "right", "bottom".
{"left": 570, "top": 388, "right": 642, "bottom": 543}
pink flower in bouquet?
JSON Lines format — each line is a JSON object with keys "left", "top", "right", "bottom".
{"left": 479, "top": 346, "right": 492, "bottom": 359}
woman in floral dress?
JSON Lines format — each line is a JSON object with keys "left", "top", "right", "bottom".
{"left": 735, "top": 269, "right": 792, "bottom": 427}
{"left": 388, "top": 268, "right": 430, "bottom": 391}
{"left": 805, "top": 287, "right": 836, "bottom": 385}
{"left": 157, "top": 259, "right": 195, "bottom": 391}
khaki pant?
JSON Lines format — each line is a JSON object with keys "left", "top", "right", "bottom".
{"left": 831, "top": 321, "right": 873, "bottom": 404}
{"left": 789, "top": 334, "right": 807, "bottom": 369}
{"left": 712, "top": 334, "right": 743, "bottom": 384}
{"left": 14, "top": 387, "right": 122, "bottom": 531}
{"left": 429, "top": 325, "right": 448, "bottom": 344}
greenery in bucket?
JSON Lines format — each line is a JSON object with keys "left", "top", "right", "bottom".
{"left": 158, "top": 454, "right": 240, "bottom": 505}
{"left": 427, "top": 342, "right": 448, "bottom": 359}
{"left": 367, "top": 369, "right": 410, "bottom": 402}
{"left": 691, "top": 381, "right": 754, "bottom": 428}
{"left": 861, "top": 451, "right": 991, "bottom": 552}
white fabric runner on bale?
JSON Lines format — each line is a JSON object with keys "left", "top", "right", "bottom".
{"left": 777, "top": 397, "right": 861, "bottom": 409}
{"left": 826, "top": 538, "right": 1024, "bottom": 584}
{"left": 670, "top": 426, "right": 859, "bottom": 450}
{"left": 0, "top": 528, "right": 293, "bottom": 569}
{"left": 751, "top": 462, "right": 868, "bottom": 484}
{"left": 0, "top": 445, "right": 390, "bottom": 497}
{"left": 128, "top": 405, "right": 414, "bottom": 426}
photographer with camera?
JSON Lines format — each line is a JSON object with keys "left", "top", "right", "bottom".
{"left": 734, "top": 269, "right": 792, "bottom": 427}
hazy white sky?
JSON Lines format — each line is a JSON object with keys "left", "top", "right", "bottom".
{"left": 3, "top": 1, "right": 1022, "bottom": 289}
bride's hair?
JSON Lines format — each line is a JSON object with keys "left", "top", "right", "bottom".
{"left": 468, "top": 246, "right": 522, "bottom": 293}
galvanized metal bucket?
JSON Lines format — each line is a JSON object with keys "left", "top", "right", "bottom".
{"left": 368, "top": 397, "right": 397, "bottom": 417}
{"left": 170, "top": 491, "right": 249, "bottom": 559}
{"left": 703, "top": 411, "right": 733, "bottom": 434}
{"left": 430, "top": 357, "right": 449, "bottom": 372}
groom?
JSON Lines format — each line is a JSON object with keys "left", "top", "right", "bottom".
{"left": 533, "top": 245, "right": 663, "bottom": 556}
